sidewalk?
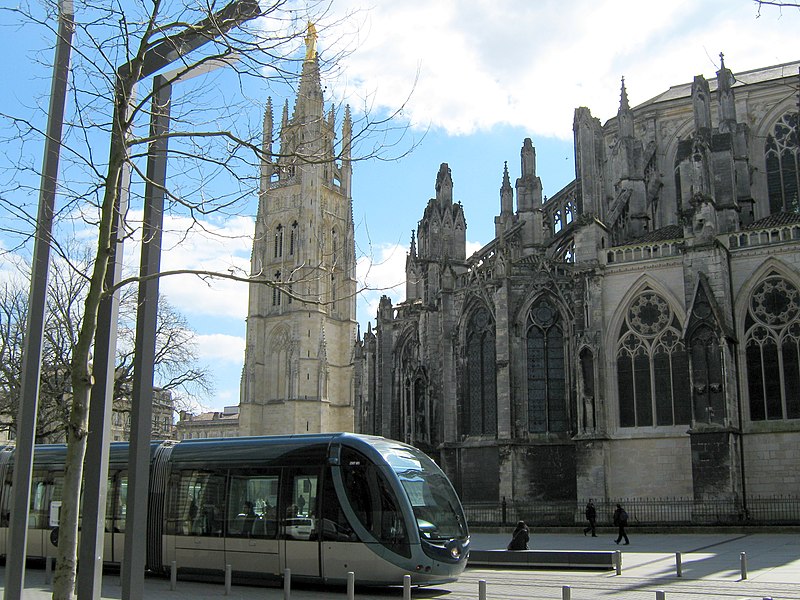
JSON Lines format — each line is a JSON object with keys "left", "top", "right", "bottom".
{"left": 3, "top": 532, "right": 800, "bottom": 599}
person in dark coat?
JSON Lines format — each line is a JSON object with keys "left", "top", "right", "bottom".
{"left": 613, "top": 504, "right": 629, "bottom": 545}
{"left": 583, "top": 499, "right": 597, "bottom": 537}
{"left": 507, "top": 520, "right": 529, "bottom": 550}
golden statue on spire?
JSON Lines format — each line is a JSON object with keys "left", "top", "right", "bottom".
{"left": 304, "top": 22, "right": 317, "bottom": 62}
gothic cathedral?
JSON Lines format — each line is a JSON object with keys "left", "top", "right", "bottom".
{"left": 240, "top": 25, "right": 357, "bottom": 435}
{"left": 355, "top": 57, "right": 800, "bottom": 507}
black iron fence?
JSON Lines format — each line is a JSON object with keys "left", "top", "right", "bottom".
{"left": 463, "top": 496, "right": 800, "bottom": 527}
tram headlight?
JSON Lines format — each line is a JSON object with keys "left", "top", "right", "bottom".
{"left": 449, "top": 545, "right": 461, "bottom": 560}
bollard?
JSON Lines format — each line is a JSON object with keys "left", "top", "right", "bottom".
{"left": 45, "top": 556, "right": 53, "bottom": 585}
{"left": 562, "top": 585, "right": 571, "bottom": 600}
{"left": 170, "top": 561, "right": 177, "bottom": 591}
{"left": 479, "top": 579, "right": 486, "bottom": 600}
{"left": 284, "top": 568, "right": 291, "bottom": 600}
{"left": 675, "top": 551, "right": 682, "bottom": 578}
{"left": 740, "top": 551, "right": 748, "bottom": 580}
{"left": 403, "top": 574, "right": 412, "bottom": 600}
{"left": 347, "top": 572, "right": 355, "bottom": 600}
{"left": 615, "top": 550, "right": 622, "bottom": 575}
{"left": 655, "top": 591, "right": 666, "bottom": 600}
{"left": 225, "top": 564, "right": 231, "bottom": 595}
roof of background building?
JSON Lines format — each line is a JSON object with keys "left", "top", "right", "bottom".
{"left": 637, "top": 60, "right": 800, "bottom": 108}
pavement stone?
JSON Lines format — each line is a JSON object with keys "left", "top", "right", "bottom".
{"left": 3, "top": 532, "right": 800, "bottom": 599}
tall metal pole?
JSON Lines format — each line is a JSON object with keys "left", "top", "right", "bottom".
{"left": 4, "top": 2, "right": 73, "bottom": 598}
{"left": 75, "top": 80, "right": 133, "bottom": 599}
{"left": 122, "top": 73, "right": 171, "bottom": 600}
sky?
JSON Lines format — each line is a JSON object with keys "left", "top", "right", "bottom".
{"left": 1, "top": 0, "right": 798, "bottom": 414}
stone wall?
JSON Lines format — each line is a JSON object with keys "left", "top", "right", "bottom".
{"left": 744, "top": 431, "right": 800, "bottom": 496}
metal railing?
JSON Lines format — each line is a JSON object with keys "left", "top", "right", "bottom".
{"left": 463, "top": 496, "right": 800, "bottom": 527}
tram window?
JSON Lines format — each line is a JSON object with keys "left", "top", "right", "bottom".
{"left": 50, "top": 473, "right": 64, "bottom": 527}
{"left": 109, "top": 472, "right": 127, "bottom": 533}
{"left": 28, "top": 473, "right": 49, "bottom": 529}
{"left": 339, "top": 448, "right": 410, "bottom": 558}
{"left": 167, "top": 470, "right": 226, "bottom": 536}
{"left": 320, "top": 467, "right": 357, "bottom": 542}
{"left": 280, "top": 468, "right": 319, "bottom": 540}
{"left": 226, "top": 472, "right": 279, "bottom": 538}
{"left": 1, "top": 479, "right": 10, "bottom": 526}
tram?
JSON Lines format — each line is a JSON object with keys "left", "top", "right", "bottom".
{"left": 0, "top": 433, "right": 469, "bottom": 586}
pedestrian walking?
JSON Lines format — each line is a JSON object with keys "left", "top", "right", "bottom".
{"left": 583, "top": 499, "right": 597, "bottom": 537}
{"left": 613, "top": 504, "right": 629, "bottom": 545}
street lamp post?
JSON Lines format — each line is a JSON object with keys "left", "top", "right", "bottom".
{"left": 4, "top": 2, "right": 74, "bottom": 598}
{"left": 74, "top": 3, "right": 261, "bottom": 600}
{"left": 80, "top": 6, "right": 262, "bottom": 597}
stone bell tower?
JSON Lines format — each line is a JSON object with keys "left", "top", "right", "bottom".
{"left": 239, "top": 23, "right": 356, "bottom": 435}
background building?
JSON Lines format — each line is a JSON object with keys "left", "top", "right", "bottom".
{"left": 175, "top": 405, "right": 239, "bottom": 440}
{"left": 239, "top": 26, "right": 357, "bottom": 435}
{"left": 355, "top": 58, "right": 800, "bottom": 509}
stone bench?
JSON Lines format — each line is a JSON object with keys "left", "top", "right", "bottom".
{"left": 467, "top": 549, "right": 617, "bottom": 570}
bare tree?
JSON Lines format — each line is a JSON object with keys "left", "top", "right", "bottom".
{"left": 754, "top": 0, "right": 800, "bottom": 14}
{"left": 0, "top": 253, "right": 213, "bottom": 441}
{"left": 0, "top": 1, "right": 412, "bottom": 596}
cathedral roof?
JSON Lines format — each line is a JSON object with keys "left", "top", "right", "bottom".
{"left": 627, "top": 224, "right": 683, "bottom": 245}
{"left": 744, "top": 211, "right": 800, "bottom": 230}
{"left": 636, "top": 60, "right": 800, "bottom": 109}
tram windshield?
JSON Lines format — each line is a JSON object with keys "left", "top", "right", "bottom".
{"left": 377, "top": 442, "right": 467, "bottom": 541}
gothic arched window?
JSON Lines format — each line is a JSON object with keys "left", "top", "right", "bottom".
{"left": 289, "top": 221, "right": 298, "bottom": 255}
{"left": 465, "top": 307, "right": 496, "bottom": 436}
{"left": 745, "top": 273, "right": 800, "bottom": 421}
{"left": 272, "top": 271, "right": 281, "bottom": 307}
{"left": 616, "top": 289, "right": 690, "bottom": 427}
{"left": 526, "top": 298, "right": 567, "bottom": 433}
{"left": 765, "top": 112, "right": 799, "bottom": 214}
{"left": 274, "top": 224, "right": 284, "bottom": 259}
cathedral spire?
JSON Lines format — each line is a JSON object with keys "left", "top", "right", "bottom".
{"left": 293, "top": 21, "right": 324, "bottom": 123}
{"left": 620, "top": 76, "right": 630, "bottom": 111}
{"left": 263, "top": 97, "right": 273, "bottom": 161}
{"left": 716, "top": 51, "right": 737, "bottom": 133}
{"left": 500, "top": 161, "right": 513, "bottom": 216}
{"left": 618, "top": 76, "right": 634, "bottom": 139}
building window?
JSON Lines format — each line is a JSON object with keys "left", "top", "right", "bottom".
{"left": 616, "top": 289, "right": 690, "bottom": 427}
{"left": 289, "top": 221, "right": 298, "bottom": 255}
{"left": 526, "top": 298, "right": 567, "bottom": 433}
{"left": 272, "top": 271, "right": 281, "bottom": 306}
{"left": 465, "top": 306, "right": 496, "bottom": 436}
{"left": 765, "top": 112, "right": 799, "bottom": 214}
{"left": 274, "top": 224, "right": 284, "bottom": 258}
{"left": 745, "top": 273, "right": 800, "bottom": 421}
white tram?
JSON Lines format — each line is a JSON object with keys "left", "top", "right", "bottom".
{"left": 0, "top": 433, "right": 470, "bottom": 585}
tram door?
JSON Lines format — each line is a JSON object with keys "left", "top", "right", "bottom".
{"left": 171, "top": 470, "right": 227, "bottom": 573}
{"left": 105, "top": 471, "right": 127, "bottom": 563}
{"left": 280, "top": 467, "right": 320, "bottom": 578}
{"left": 223, "top": 469, "right": 280, "bottom": 577}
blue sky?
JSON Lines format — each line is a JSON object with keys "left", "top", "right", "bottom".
{"left": 1, "top": 0, "right": 798, "bottom": 413}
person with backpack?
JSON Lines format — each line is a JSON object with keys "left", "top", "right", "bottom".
{"left": 613, "top": 504, "right": 629, "bottom": 545}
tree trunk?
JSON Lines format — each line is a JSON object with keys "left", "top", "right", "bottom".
{"left": 51, "top": 76, "right": 132, "bottom": 598}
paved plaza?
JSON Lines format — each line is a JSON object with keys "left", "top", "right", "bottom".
{"left": 3, "top": 532, "right": 800, "bottom": 599}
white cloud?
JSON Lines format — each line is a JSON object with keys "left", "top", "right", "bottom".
{"left": 123, "top": 213, "right": 255, "bottom": 321}
{"left": 327, "top": 0, "right": 799, "bottom": 138}
{"left": 356, "top": 242, "right": 407, "bottom": 329}
{"left": 195, "top": 333, "right": 245, "bottom": 364}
